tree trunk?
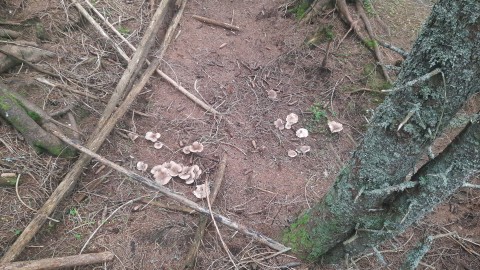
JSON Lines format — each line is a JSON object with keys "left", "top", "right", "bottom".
{"left": 284, "top": 0, "right": 480, "bottom": 263}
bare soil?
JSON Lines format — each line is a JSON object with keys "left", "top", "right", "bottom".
{"left": 1, "top": 0, "right": 479, "bottom": 269}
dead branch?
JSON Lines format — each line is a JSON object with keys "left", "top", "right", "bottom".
{"left": 192, "top": 15, "right": 240, "bottom": 31}
{"left": 51, "top": 131, "right": 289, "bottom": 252}
{"left": 139, "top": 198, "right": 195, "bottom": 214}
{"left": 85, "top": 0, "right": 219, "bottom": 114}
{"left": 0, "top": 1, "right": 170, "bottom": 263}
{"left": 0, "top": 252, "right": 114, "bottom": 270}
{"left": 0, "top": 28, "right": 21, "bottom": 39}
{"left": 376, "top": 39, "right": 409, "bottom": 58}
{"left": 336, "top": 0, "right": 391, "bottom": 83}
{"left": 182, "top": 154, "right": 227, "bottom": 269}
{"left": 36, "top": 77, "right": 103, "bottom": 101}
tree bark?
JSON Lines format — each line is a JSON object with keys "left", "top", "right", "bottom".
{"left": 284, "top": 0, "right": 480, "bottom": 263}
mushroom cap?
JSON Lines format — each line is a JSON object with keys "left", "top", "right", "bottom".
{"left": 184, "top": 165, "right": 202, "bottom": 184}
{"left": 153, "top": 166, "right": 172, "bottom": 185}
{"left": 193, "top": 183, "right": 210, "bottom": 199}
{"left": 136, "top": 161, "right": 148, "bottom": 171}
{"left": 182, "top": 146, "right": 191, "bottom": 154}
{"left": 328, "top": 120, "right": 343, "bottom": 133}
{"left": 296, "top": 145, "right": 311, "bottom": 154}
{"left": 285, "top": 122, "right": 292, "bottom": 129}
{"left": 150, "top": 164, "right": 164, "bottom": 175}
{"left": 145, "top": 131, "right": 161, "bottom": 142}
{"left": 163, "top": 161, "right": 183, "bottom": 177}
{"left": 274, "top": 119, "right": 285, "bottom": 130}
{"left": 267, "top": 90, "right": 278, "bottom": 100}
{"left": 189, "top": 141, "right": 204, "bottom": 153}
{"left": 153, "top": 142, "right": 164, "bottom": 149}
{"left": 286, "top": 113, "right": 299, "bottom": 125}
{"left": 296, "top": 128, "right": 309, "bottom": 138}
{"left": 288, "top": 150, "right": 298, "bottom": 157}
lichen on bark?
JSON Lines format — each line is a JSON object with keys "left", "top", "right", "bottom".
{"left": 285, "top": 0, "right": 480, "bottom": 263}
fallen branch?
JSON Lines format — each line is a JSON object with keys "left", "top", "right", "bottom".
{"left": 0, "top": 28, "right": 21, "bottom": 39}
{"left": 192, "top": 15, "right": 240, "bottom": 31}
{"left": 139, "top": 198, "right": 195, "bottom": 214}
{"left": 0, "top": 1, "right": 170, "bottom": 262}
{"left": 381, "top": 68, "right": 442, "bottom": 93}
{"left": 51, "top": 131, "right": 289, "bottom": 252}
{"left": 0, "top": 251, "right": 114, "bottom": 270}
{"left": 376, "top": 39, "right": 408, "bottom": 58}
{"left": 85, "top": 0, "right": 219, "bottom": 114}
{"left": 182, "top": 155, "right": 227, "bottom": 269}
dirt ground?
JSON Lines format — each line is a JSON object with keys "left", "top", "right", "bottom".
{"left": 1, "top": 0, "right": 479, "bottom": 269}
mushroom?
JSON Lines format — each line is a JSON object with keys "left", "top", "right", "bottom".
{"left": 328, "top": 120, "right": 343, "bottom": 133}
{"left": 182, "top": 146, "right": 191, "bottom": 154}
{"left": 296, "top": 128, "right": 309, "bottom": 138}
{"left": 189, "top": 141, "right": 204, "bottom": 153}
{"left": 288, "top": 150, "right": 298, "bottom": 158}
{"left": 145, "top": 131, "right": 161, "bottom": 142}
{"left": 285, "top": 113, "right": 299, "bottom": 129}
{"left": 274, "top": 119, "right": 285, "bottom": 130}
{"left": 193, "top": 183, "right": 210, "bottom": 199}
{"left": 181, "top": 165, "right": 202, "bottom": 184}
{"left": 152, "top": 166, "right": 172, "bottom": 185}
{"left": 162, "top": 161, "right": 183, "bottom": 177}
{"left": 136, "top": 161, "right": 148, "bottom": 171}
{"left": 153, "top": 142, "right": 164, "bottom": 149}
{"left": 267, "top": 90, "right": 278, "bottom": 100}
{"left": 296, "top": 145, "right": 311, "bottom": 154}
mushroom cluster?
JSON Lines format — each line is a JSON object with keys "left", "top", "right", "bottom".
{"left": 149, "top": 161, "right": 202, "bottom": 186}
{"left": 182, "top": 141, "right": 204, "bottom": 154}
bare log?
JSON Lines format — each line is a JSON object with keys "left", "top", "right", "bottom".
{"left": 0, "top": 251, "right": 114, "bottom": 270}
{"left": 0, "top": 1, "right": 171, "bottom": 263}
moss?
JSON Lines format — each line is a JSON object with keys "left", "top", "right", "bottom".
{"left": 283, "top": 212, "right": 313, "bottom": 257}
{"left": 33, "top": 141, "right": 77, "bottom": 157}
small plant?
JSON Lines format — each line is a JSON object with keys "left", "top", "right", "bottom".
{"left": 13, "top": 229, "right": 22, "bottom": 236}
{"left": 69, "top": 207, "right": 78, "bottom": 216}
{"left": 73, "top": 233, "right": 82, "bottom": 240}
{"left": 307, "top": 103, "right": 327, "bottom": 133}
{"left": 288, "top": 0, "right": 311, "bottom": 19}
{"left": 363, "top": 0, "right": 375, "bottom": 16}
{"left": 309, "top": 103, "right": 327, "bottom": 123}
{"left": 117, "top": 26, "right": 130, "bottom": 36}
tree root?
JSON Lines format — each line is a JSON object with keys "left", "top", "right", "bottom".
{"left": 336, "top": 0, "right": 392, "bottom": 83}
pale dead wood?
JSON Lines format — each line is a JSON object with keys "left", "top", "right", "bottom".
{"left": 182, "top": 154, "right": 227, "bottom": 269}
{"left": 0, "top": 252, "right": 114, "bottom": 270}
{"left": 192, "top": 14, "right": 240, "bottom": 31}
{"left": 85, "top": 0, "right": 219, "bottom": 114}
{"left": 0, "top": 48, "right": 59, "bottom": 77}
{"left": 139, "top": 198, "right": 195, "bottom": 214}
{"left": 51, "top": 131, "right": 289, "bottom": 252}
{"left": 0, "top": 1, "right": 170, "bottom": 263}
{"left": 36, "top": 77, "right": 103, "bottom": 101}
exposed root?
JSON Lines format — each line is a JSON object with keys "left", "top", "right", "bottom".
{"left": 336, "top": 0, "right": 392, "bottom": 83}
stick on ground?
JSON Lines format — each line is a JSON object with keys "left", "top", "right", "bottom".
{"left": 85, "top": 0, "right": 219, "bottom": 115}
{"left": 182, "top": 155, "right": 227, "bottom": 269}
{"left": 192, "top": 15, "right": 240, "bottom": 31}
{"left": 0, "top": 252, "right": 114, "bottom": 270}
{"left": 51, "top": 131, "right": 289, "bottom": 252}
{"left": 0, "top": 1, "right": 171, "bottom": 263}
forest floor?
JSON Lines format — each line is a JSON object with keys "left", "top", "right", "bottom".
{"left": 1, "top": 0, "right": 479, "bottom": 269}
